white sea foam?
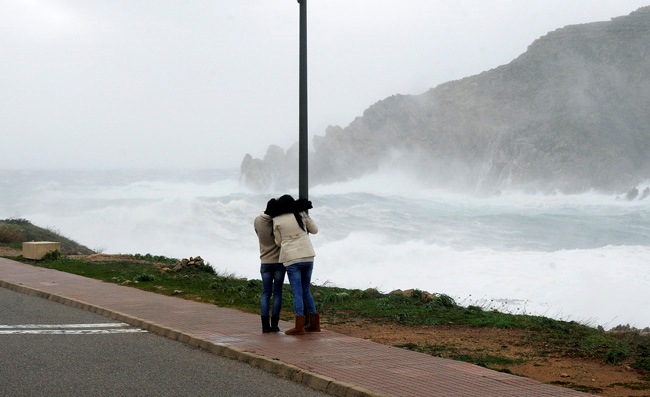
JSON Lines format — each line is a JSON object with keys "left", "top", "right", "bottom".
{"left": 313, "top": 234, "right": 650, "bottom": 328}
{"left": 1, "top": 168, "right": 648, "bottom": 329}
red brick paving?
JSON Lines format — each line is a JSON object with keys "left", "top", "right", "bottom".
{"left": 0, "top": 258, "right": 594, "bottom": 397}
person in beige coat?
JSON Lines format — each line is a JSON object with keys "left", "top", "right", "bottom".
{"left": 254, "top": 198, "right": 285, "bottom": 333}
{"left": 272, "top": 194, "right": 320, "bottom": 335}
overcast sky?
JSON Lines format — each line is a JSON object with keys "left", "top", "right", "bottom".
{"left": 1, "top": 1, "right": 648, "bottom": 169}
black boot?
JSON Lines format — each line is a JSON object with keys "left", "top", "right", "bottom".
{"left": 261, "top": 316, "right": 271, "bottom": 333}
{"left": 270, "top": 315, "right": 280, "bottom": 332}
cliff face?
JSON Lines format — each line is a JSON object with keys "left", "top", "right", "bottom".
{"left": 241, "top": 7, "right": 650, "bottom": 194}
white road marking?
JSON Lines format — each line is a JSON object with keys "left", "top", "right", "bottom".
{"left": 0, "top": 329, "right": 148, "bottom": 335}
{"left": 0, "top": 323, "right": 148, "bottom": 335}
{"left": 0, "top": 323, "right": 131, "bottom": 329}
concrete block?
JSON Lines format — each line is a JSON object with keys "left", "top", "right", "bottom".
{"left": 22, "top": 242, "right": 60, "bottom": 260}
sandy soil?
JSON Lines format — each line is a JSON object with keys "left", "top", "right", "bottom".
{"left": 327, "top": 320, "right": 650, "bottom": 396}
{"left": 0, "top": 247, "right": 21, "bottom": 256}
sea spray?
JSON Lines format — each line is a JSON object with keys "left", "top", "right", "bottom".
{"left": 1, "top": 168, "right": 648, "bottom": 329}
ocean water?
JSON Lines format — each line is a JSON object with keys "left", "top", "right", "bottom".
{"left": 1, "top": 168, "right": 649, "bottom": 329}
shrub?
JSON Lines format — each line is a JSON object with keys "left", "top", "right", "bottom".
{"left": 631, "top": 358, "right": 650, "bottom": 370}
{"left": 134, "top": 273, "right": 155, "bottom": 282}
{"left": 431, "top": 294, "right": 457, "bottom": 309}
{"left": 3, "top": 218, "right": 31, "bottom": 225}
{"left": 0, "top": 225, "right": 24, "bottom": 243}
{"left": 358, "top": 288, "right": 382, "bottom": 299}
{"left": 605, "top": 348, "right": 628, "bottom": 365}
{"left": 42, "top": 250, "right": 61, "bottom": 261}
{"left": 247, "top": 279, "right": 261, "bottom": 288}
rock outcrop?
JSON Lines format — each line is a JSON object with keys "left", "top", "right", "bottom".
{"left": 158, "top": 256, "right": 210, "bottom": 273}
{"left": 241, "top": 6, "right": 650, "bottom": 194}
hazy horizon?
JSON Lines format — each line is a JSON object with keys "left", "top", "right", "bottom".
{"left": 2, "top": 1, "right": 649, "bottom": 170}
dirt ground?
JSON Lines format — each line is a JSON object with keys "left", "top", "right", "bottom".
{"left": 2, "top": 248, "right": 648, "bottom": 396}
{"left": 326, "top": 320, "right": 650, "bottom": 396}
{"left": 0, "top": 247, "right": 21, "bottom": 256}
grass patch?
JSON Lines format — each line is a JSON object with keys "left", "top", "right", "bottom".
{"left": 0, "top": 218, "right": 94, "bottom": 254}
{"left": 608, "top": 381, "right": 650, "bottom": 390}
{"left": 633, "top": 357, "right": 650, "bottom": 371}
{"left": 131, "top": 253, "right": 178, "bottom": 264}
{"left": 550, "top": 381, "right": 604, "bottom": 394}
{"left": 452, "top": 354, "right": 523, "bottom": 368}
{"left": 396, "top": 342, "right": 525, "bottom": 369}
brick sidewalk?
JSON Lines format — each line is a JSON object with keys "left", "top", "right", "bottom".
{"left": 0, "top": 258, "right": 594, "bottom": 397}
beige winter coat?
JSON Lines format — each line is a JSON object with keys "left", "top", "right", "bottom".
{"left": 273, "top": 212, "right": 318, "bottom": 266}
{"left": 254, "top": 213, "right": 281, "bottom": 264}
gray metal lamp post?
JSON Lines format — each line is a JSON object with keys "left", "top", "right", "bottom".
{"left": 298, "top": 0, "right": 308, "bottom": 200}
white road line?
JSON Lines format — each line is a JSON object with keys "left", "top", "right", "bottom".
{"left": 0, "top": 323, "right": 147, "bottom": 335}
{"left": 0, "top": 323, "right": 131, "bottom": 329}
{"left": 0, "top": 329, "right": 148, "bottom": 335}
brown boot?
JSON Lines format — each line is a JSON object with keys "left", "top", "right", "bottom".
{"left": 305, "top": 313, "right": 321, "bottom": 332}
{"left": 284, "top": 315, "right": 306, "bottom": 335}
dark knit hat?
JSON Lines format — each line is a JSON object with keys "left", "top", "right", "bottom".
{"left": 272, "top": 194, "right": 314, "bottom": 217}
{"left": 263, "top": 198, "right": 280, "bottom": 217}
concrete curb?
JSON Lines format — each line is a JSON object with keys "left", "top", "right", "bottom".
{"left": 0, "top": 280, "right": 383, "bottom": 397}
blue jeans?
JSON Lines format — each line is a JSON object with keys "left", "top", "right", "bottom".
{"left": 260, "top": 263, "right": 285, "bottom": 317}
{"left": 285, "top": 261, "right": 317, "bottom": 316}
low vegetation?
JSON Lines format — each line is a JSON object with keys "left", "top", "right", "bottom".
{"left": 0, "top": 218, "right": 94, "bottom": 254}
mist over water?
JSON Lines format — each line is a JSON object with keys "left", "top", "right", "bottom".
{"left": 1, "top": 168, "right": 648, "bottom": 329}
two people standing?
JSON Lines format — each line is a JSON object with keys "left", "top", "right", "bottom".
{"left": 253, "top": 194, "right": 320, "bottom": 335}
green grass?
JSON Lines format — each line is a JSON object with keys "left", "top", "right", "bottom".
{"left": 395, "top": 341, "right": 526, "bottom": 369}
{"left": 0, "top": 218, "right": 94, "bottom": 254}
{"left": 549, "top": 381, "right": 604, "bottom": 394}
{"left": 607, "top": 381, "right": 650, "bottom": 390}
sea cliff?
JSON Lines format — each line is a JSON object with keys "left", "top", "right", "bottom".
{"left": 241, "top": 7, "right": 650, "bottom": 194}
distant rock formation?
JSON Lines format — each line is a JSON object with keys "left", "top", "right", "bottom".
{"left": 641, "top": 187, "right": 650, "bottom": 200}
{"left": 240, "top": 144, "right": 298, "bottom": 191}
{"left": 241, "top": 6, "right": 650, "bottom": 194}
{"left": 618, "top": 185, "right": 650, "bottom": 201}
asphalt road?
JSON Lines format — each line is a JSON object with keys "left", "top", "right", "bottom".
{"left": 0, "top": 287, "right": 329, "bottom": 397}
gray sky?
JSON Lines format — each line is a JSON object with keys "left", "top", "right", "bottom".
{"left": 2, "top": 0, "right": 649, "bottom": 169}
